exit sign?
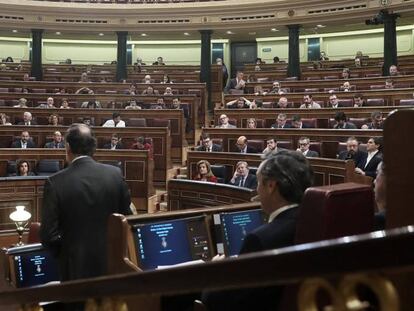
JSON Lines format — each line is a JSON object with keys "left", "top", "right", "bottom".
{"left": 262, "top": 48, "right": 272, "bottom": 52}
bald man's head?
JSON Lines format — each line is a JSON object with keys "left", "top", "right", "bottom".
{"left": 66, "top": 123, "right": 96, "bottom": 157}
{"left": 236, "top": 136, "right": 248, "bottom": 151}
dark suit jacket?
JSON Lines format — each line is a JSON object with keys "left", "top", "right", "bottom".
{"left": 240, "top": 145, "right": 259, "bottom": 154}
{"left": 224, "top": 78, "right": 245, "bottom": 94}
{"left": 229, "top": 174, "right": 257, "bottom": 190}
{"left": 102, "top": 143, "right": 124, "bottom": 150}
{"left": 304, "top": 150, "right": 319, "bottom": 157}
{"left": 10, "top": 140, "right": 36, "bottom": 148}
{"left": 44, "top": 141, "right": 65, "bottom": 149}
{"left": 17, "top": 120, "right": 38, "bottom": 126}
{"left": 196, "top": 144, "right": 222, "bottom": 152}
{"left": 338, "top": 150, "right": 367, "bottom": 168}
{"left": 334, "top": 122, "right": 357, "bottom": 129}
{"left": 357, "top": 151, "right": 383, "bottom": 178}
{"left": 203, "top": 207, "right": 299, "bottom": 311}
{"left": 271, "top": 123, "right": 292, "bottom": 129}
{"left": 40, "top": 157, "right": 131, "bottom": 281}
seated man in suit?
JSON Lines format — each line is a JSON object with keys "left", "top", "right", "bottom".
{"left": 215, "top": 114, "right": 236, "bottom": 128}
{"left": 271, "top": 113, "right": 291, "bottom": 129}
{"left": 103, "top": 134, "right": 123, "bottom": 150}
{"left": 102, "top": 112, "right": 126, "bottom": 128}
{"left": 328, "top": 94, "right": 340, "bottom": 108}
{"left": 196, "top": 134, "right": 222, "bottom": 152}
{"left": 262, "top": 137, "right": 285, "bottom": 154}
{"left": 337, "top": 136, "right": 367, "bottom": 168}
{"left": 224, "top": 71, "right": 246, "bottom": 94}
{"left": 353, "top": 93, "right": 365, "bottom": 107}
{"left": 228, "top": 161, "right": 257, "bottom": 190}
{"left": 11, "top": 131, "right": 36, "bottom": 148}
{"left": 296, "top": 137, "right": 319, "bottom": 157}
{"left": 355, "top": 137, "right": 383, "bottom": 178}
{"left": 37, "top": 97, "right": 56, "bottom": 109}
{"left": 235, "top": 136, "right": 259, "bottom": 154}
{"left": 299, "top": 94, "right": 321, "bottom": 109}
{"left": 361, "top": 111, "right": 383, "bottom": 129}
{"left": 204, "top": 150, "right": 314, "bottom": 310}
{"left": 292, "top": 115, "right": 313, "bottom": 129}
{"left": 225, "top": 97, "right": 255, "bottom": 109}
{"left": 17, "top": 111, "right": 38, "bottom": 126}
{"left": 333, "top": 111, "right": 357, "bottom": 129}
{"left": 44, "top": 131, "right": 65, "bottom": 149}
{"left": 273, "top": 96, "right": 290, "bottom": 108}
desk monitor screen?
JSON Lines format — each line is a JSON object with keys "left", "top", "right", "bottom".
{"left": 7, "top": 244, "right": 60, "bottom": 288}
{"left": 133, "top": 215, "right": 212, "bottom": 270}
{"left": 215, "top": 209, "right": 265, "bottom": 256}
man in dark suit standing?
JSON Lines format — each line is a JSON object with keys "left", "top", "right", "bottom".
{"left": 204, "top": 150, "right": 314, "bottom": 310}
{"left": 196, "top": 134, "right": 222, "bottom": 152}
{"left": 41, "top": 124, "right": 131, "bottom": 284}
{"left": 236, "top": 136, "right": 259, "bottom": 154}
{"left": 355, "top": 137, "right": 383, "bottom": 178}
{"left": 224, "top": 71, "right": 246, "bottom": 94}
{"left": 102, "top": 133, "right": 123, "bottom": 150}
{"left": 338, "top": 136, "right": 367, "bottom": 168}
{"left": 11, "top": 131, "right": 36, "bottom": 148}
{"left": 228, "top": 161, "right": 257, "bottom": 190}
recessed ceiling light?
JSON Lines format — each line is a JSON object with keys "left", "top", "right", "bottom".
{"left": 55, "top": 31, "right": 61, "bottom": 35}
{"left": 184, "top": 32, "right": 190, "bottom": 36}
{"left": 141, "top": 33, "right": 147, "bottom": 37}
{"left": 98, "top": 33, "right": 104, "bottom": 36}
{"left": 12, "top": 29, "right": 18, "bottom": 33}
{"left": 226, "top": 31, "right": 234, "bottom": 35}
{"left": 271, "top": 28, "right": 278, "bottom": 32}
{"left": 316, "top": 24, "right": 326, "bottom": 28}
{"left": 249, "top": 32, "right": 256, "bottom": 35}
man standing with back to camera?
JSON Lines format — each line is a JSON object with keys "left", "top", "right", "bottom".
{"left": 41, "top": 124, "right": 131, "bottom": 308}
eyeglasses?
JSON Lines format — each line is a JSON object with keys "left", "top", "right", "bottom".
{"left": 299, "top": 143, "right": 309, "bottom": 146}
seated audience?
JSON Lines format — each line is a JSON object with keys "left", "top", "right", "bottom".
{"left": 254, "top": 65, "right": 261, "bottom": 71}
{"left": 355, "top": 137, "right": 383, "bottom": 178}
{"left": 355, "top": 51, "right": 363, "bottom": 59}
{"left": 255, "top": 57, "right": 264, "bottom": 65}
{"left": 153, "top": 56, "right": 165, "bottom": 65}
{"left": 44, "top": 131, "right": 65, "bottom": 149}
{"left": 60, "top": 98, "right": 71, "bottom": 109}
{"left": 5, "top": 56, "right": 14, "bottom": 62}
{"left": 102, "top": 112, "right": 126, "bottom": 128}
{"left": 135, "top": 57, "right": 146, "bottom": 66}
{"left": 333, "top": 112, "right": 357, "bottom": 129}
{"left": 124, "top": 84, "right": 137, "bottom": 95}
{"left": 82, "top": 117, "right": 94, "bottom": 127}
{"left": 262, "top": 137, "right": 285, "bottom": 154}
{"left": 235, "top": 136, "right": 259, "bottom": 154}
{"left": 204, "top": 151, "right": 315, "bottom": 311}
{"left": 362, "top": 111, "right": 383, "bottom": 129}
{"left": 342, "top": 68, "right": 350, "bottom": 79}
{"left": 328, "top": 94, "right": 340, "bottom": 108}
{"left": 268, "top": 81, "right": 284, "bottom": 95}
{"left": 374, "top": 161, "right": 386, "bottom": 230}
{"left": 291, "top": 115, "right": 311, "bottom": 129}
{"left": 164, "top": 87, "right": 174, "bottom": 96}
{"left": 193, "top": 160, "right": 218, "bottom": 183}
{"left": 313, "top": 61, "right": 323, "bottom": 69}
{"left": 341, "top": 81, "right": 352, "bottom": 92}
{"left": 75, "top": 87, "right": 94, "bottom": 95}
{"left": 125, "top": 100, "right": 142, "bottom": 110}
{"left": 354, "top": 57, "right": 362, "bottom": 67}
{"left": 17, "top": 112, "right": 37, "bottom": 126}
{"left": 11, "top": 131, "right": 36, "bottom": 148}
{"left": 273, "top": 56, "right": 280, "bottom": 63}
{"left": 197, "top": 134, "right": 222, "bottom": 152}
{"left": 297, "top": 137, "right": 319, "bottom": 157}
{"left": 151, "top": 98, "right": 165, "bottom": 109}
{"left": 389, "top": 65, "right": 400, "bottom": 76}
{"left": 246, "top": 118, "right": 257, "bottom": 129}
{"left": 81, "top": 100, "right": 101, "bottom": 109}
{"left": 226, "top": 97, "right": 254, "bottom": 109}
{"left": 246, "top": 74, "right": 257, "bottom": 83}
{"left": 300, "top": 94, "right": 321, "bottom": 109}
{"left": 37, "top": 97, "right": 55, "bottom": 109}
{"left": 131, "top": 137, "right": 153, "bottom": 159}
{"left": 22, "top": 73, "right": 30, "bottom": 81}
{"left": 0, "top": 113, "right": 11, "bottom": 125}
{"left": 15, "top": 160, "right": 35, "bottom": 177}
{"left": 48, "top": 113, "right": 61, "bottom": 126}
{"left": 142, "top": 85, "right": 159, "bottom": 95}
{"left": 337, "top": 136, "right": 366, "bottom": 167}
{"left": 143, "top": 75, "right": 152, "bottom": 84}
{"left": 162, "top": 74, "right": 172, "bottom": 84}
{"left": 273, "top": 96, "right": 290, "bottom": 109}
{"left": 254, "top": 85, "right": 265, "bottom": 95}
{"left": 319, "top": 51, "right": 329, "bottom": 61}
{"left": 353, "top": 93, "right": 365, "bottom": 107}
{"left": 13, "top": 98, "right": 28, "bottom": 108}
{"left": 228, "top": 161, "right": 257, "bottom": 189}
{"left": 224, "top": 71, "right": 246, "bottom": 94}
{"left": 271, "top": 113, "right": 291, "bottom": 129}
{"left": 103, "top": 134, "right": 123, "bottom": 150}
{"left": 215, "top": 114, "right": 236, "bottom": 128}
{"left": 385, "top": 79, "right": 394, "bottom": 89}
{"left": 79, "top": 72, "right": 89, "bottom": 83}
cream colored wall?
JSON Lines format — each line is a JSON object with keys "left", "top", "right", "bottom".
{"left": 0, "top": 38, "right": 30, "bottom": 62}
{"left": 257, "top": 39, "right": 307, "bottom": 63}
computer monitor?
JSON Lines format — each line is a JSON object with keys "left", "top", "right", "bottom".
{"left": 7, "top": 244, "right": 60, "bottom": 288}
{"left": 214, "top": 209, "right": 265, "bottom": 256}
{"left": 132, "top": 215, "right": 213, "bottom": 270}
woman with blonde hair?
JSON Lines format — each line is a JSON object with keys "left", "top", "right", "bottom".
{"left": 193, "top": 160, "right": 217, "bottom": 183}
{"left": 246, "top": 118, "right": 257, "bottom": 129}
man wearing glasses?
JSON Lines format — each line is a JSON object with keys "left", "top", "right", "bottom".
{"left": 296, "top": 137, "right": 319, "bottom": 157}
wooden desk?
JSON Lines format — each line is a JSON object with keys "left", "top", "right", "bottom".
{"left": 167, "top": 179, "right": 256, "bottom": 211}
{"left": 0, "top": 126, "right": 170, "bottom": 184}
{"left": 186, "top": 151, "right": 372, "bottom": 186}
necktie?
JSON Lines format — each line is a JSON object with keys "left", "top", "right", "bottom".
{"left": 239, "top": 177, "right": 244, "bottom": 187}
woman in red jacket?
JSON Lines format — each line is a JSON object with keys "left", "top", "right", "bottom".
{"left": 193, "top": 160, "right": 217, "bottom": 183}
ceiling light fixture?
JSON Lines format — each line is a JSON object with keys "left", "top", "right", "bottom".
{"left": 55, "top": 31, "right": 61, "bottom": 35}
{"left": 98, "top": 33, "right": 104, "bottom": 36}
{"left": 184, "top": 32, "right": 190, "bottom": 36}
{"left": 316, "top": 24, "right": 326, "bottom": 28}
{"left": 271, "top": 28, "right": 278, "bottom": 32}
{"left": 226, "top": 31, "right": 234, "bottom": 35}
{"left": 12, "top": 30, "right": 18, "bottom": 33}
{"left": 141, "top": 33, "right": 147, "bottom": 37}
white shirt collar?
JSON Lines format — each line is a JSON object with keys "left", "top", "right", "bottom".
{"left": 268, "top": 203, "right": 298, "bottom": 223}
{"left": 72, "top": 155, "right": 89, "bottom": 164}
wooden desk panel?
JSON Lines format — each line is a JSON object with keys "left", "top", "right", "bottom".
{"left": 0, "top": 126, "right": 169, "bottom": 184}
{"left": 167, "top": 179, "right": 255, "bottom": 211}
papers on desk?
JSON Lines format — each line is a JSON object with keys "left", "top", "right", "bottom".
{"left": 157, "top": 259, "right": 205, "bottom": 270}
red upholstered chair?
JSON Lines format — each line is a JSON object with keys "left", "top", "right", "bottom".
{"left": 369, "top": 85, "right": 384, "bottom": 90}
{"left": 149, "top": 119, "right": 170, "bottom": 128}
{"left": 228, "top": 118, "right": 237, "bottom": 126}
{"left": 295, "top": 183, "right": 375, "bottom": 244}
{"left": 277, "top": 140, "right": 293, "bottom": 150}
{"left": 366, "top": 98, "right": 385, "bottom": 106}
{"left": 309, "top": 142, "right": 321, "bottom": 155}
{"left": 365, "top": 73, "right": 381, "bottom": 78}
{"left": 301, "top": 118, "right": 317, "bottom": 128}
{"left": 285, "top": 76, "right": 298, "bottom": 81}
{"left": 323, "top": 75, "right": 338, "bottom": 80}
{"left": 28, "top": 222, "right": 41, "bottom": 244}
{"left": 0, "top": 88, "right": 8, "bottom": 93}
{"left": 399, "top": 99, "right": 414, "bottom": 106}
{"left": 229, "top": 89, "right": 244, "bottom": 95}
{"left": 337, "top": 99, "right": 353, "bottom": 107}
{"left": 32, "top": 89, "right": 47, "bottom": 93}
{"left": 324, "top": 87, "right": 339, "bottom": 92}
{"left": 304, "top": 88, "right": 319, "bottom": 93}
{"left": 127, "top": 118, "right": 147, "bottom": 127}
{"left": 306, "top": 76, "right": 320, "bottom": 81}
{"left": 248, "top": 140, "right": 265, "bottom": 152}
{"left": 349, "top": 118, "right": 367, "bottom": 128}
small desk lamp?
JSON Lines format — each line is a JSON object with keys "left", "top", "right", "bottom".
{"left": 9, "top": 206, "right": 31, "bottom": 246}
